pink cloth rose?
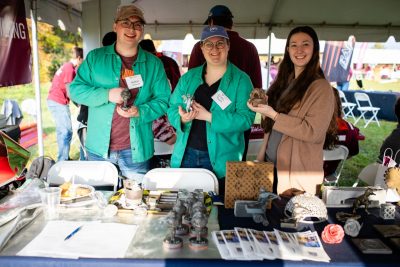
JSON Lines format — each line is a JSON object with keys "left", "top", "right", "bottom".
{"left": 321, "top": 224, "right": 344, "bottom": 244}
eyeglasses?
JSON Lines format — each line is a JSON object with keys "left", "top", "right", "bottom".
{"left": 118, "top": 20, "right": 144, "bottom": 31}
{"left": 202, "top": 40, "right": 227, "bottom": 51}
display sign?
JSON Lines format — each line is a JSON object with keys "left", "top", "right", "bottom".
{"left": 0, "top": 0, "right": 32, "bottom": 87}
{"left": 322, "top": 37, "right": 355, "bottom": 83}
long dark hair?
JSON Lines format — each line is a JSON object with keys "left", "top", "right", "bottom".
{"left": 262, "top": 26, "right": 337, "bottom": 148}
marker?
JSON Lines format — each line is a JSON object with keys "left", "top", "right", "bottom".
{"left": 64, "top": 225, "right": 83, "bottom": 241}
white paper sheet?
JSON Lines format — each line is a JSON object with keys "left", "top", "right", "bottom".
{"left": 17, "top": 220, "right": 137, "bottom": 259}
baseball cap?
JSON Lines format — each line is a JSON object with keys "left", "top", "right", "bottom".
{"left": 115, "top": 4, "right": 146, "bottom": 24}
{"left": 200, "top": 26, "right": 229, "bottom": 42}
{"left": 204, "top": 5, "right": 233, "bottom": 24}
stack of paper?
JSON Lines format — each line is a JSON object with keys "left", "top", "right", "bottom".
{"left": 212, "top": 228, "right": 330, "bottom": 262}
{"left": 17, "top": 220, "right": 138, "bottom": 259}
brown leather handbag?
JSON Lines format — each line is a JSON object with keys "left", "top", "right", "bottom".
{"left": 224, "top": 161, "right": 274, "bottom": 208}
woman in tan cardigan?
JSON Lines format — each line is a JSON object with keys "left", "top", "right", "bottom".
{"left": 248, "top": 26, "right": 336, "bottom": 195}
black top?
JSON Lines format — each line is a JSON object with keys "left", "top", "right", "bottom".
{"left": 77, "top": 105, "right": 88, "bottom": 125}
{"left": 186, "top": 66, "right": 221, "bottom": 151}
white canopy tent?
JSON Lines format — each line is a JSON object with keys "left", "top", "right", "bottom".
{"left": 30, "top": 0, "right": 400, "bottom": 42}
{"left": 22, "top": 0, "right": 400, "bottom": 155}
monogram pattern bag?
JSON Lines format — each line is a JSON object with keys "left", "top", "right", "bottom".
{"left": 224, "top": 161, "right": 274, "bottom": 208}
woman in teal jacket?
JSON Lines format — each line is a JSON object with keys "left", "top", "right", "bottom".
{"left": 167, "top": 25, "right": 255, "bottom": 184}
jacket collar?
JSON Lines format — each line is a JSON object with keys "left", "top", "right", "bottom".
{"left": 104, "top": 44, "right": 146, "bottom": 63}
{"left": 195, "top": 61, "right": 234, "bottom": 88}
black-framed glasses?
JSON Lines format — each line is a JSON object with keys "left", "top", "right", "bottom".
{"left": 118, "top": 20, "right": 144, "bottom": 31}
{"left": 202, "top": 40, "right": 227, "bottom": 51}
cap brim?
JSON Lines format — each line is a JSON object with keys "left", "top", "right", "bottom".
{"left": 203, "top": 18, "right": 209, "bottom": 25}
{"left": 202, "top": 34, "right": 229, "bottom": 42}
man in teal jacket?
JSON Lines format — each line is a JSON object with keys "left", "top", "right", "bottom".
{"left": 70, "top": 4, "right": 170, "bottom": 183}
{"left": 168, "top": 26, "right": 255, "bottom": 183}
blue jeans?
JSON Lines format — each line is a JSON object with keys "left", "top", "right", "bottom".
{"left": 181, "top": 147, "right": 213, "bottom": 172}
{"left": 336, "top": 81, "right": 350, "bottom": 91}
{"left": 47, "top": 100, "right": 72, "bottom": 161}
{"left": 87, "top": 149, "right": 150, "bottom": 184}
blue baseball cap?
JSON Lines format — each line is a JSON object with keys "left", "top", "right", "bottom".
{"left": 204, "top": 5, "right": 233, "bottom": 24}
{"left": 201, "top": 26, "right": 229, "bottom": 42}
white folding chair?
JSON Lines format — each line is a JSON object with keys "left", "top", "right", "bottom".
{"left": 323, "top": 145, "right": 349, "bottom": 185}
{"left": 352, "top": 163, "right": 378, "bottom": 187}
{"left": 154, "top": 138, "right": 174, "bottom": 156}
{"left": 246, "top": 139, "right": 263, "bottom": 160}
{"left": 338, "top": 90, "right": 356, "bottom": 120}
{"left": 142, "top": 168, "right": 219, "bottom": 194}
{"left": 353, "top": 92, "right": 380, "bottom": 128}
{"left": 47, "top": 161, "right": 119, "bottom": 191}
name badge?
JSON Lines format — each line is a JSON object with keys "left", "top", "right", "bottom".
{"left": 125, "top": 74, "right": 144, "bottom": 89}
{"left": 212, "top": 90, "right": 231, "bottom": 110}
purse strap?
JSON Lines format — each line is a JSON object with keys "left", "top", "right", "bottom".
{"left": 382, "top": 148, "right": 394, "bottom": 166}
{"left": 394, "top": 149, "right": 400, "bottom": 164}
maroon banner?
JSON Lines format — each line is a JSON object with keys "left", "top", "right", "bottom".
{"left": 0, "top": 0, "right": 32, "bottom": 87}
{"left": 322, "top": 37, "right": 355, "bottom": 83}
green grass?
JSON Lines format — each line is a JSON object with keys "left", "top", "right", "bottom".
{"left": 339, "top": 118, "right": 396, "bottom": 186}
{"left": 1, "top": 82, "right": 397, "bottom": 185}
{"left": 348, "top": 79, "right": 400, "bottom": 92}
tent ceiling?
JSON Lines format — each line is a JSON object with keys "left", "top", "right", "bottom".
{"left": 35, "top": 0, "right": 400, "bottom": 41}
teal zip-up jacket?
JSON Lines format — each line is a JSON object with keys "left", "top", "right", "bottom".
{"left": 167, "top": 62, "right": 255, "bottom": 178}
{"left": 69, "top": 45, "right": 170, "bottom": 162}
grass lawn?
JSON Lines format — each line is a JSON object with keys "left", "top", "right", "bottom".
{"left": 1, "top": 81, "right": 398, "bottom": 186}
{"left": 339, "top": 118, "right": 396, "bottom": 186}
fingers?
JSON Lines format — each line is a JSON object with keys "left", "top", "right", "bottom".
{"left": 116, "top": 105, "right": 138, "bottom": 118}
{"left": 109, "top": 88, "right": 124, "bottom": 104}
{"left": 179, "top": 106, "right": 197, "bottom": 123}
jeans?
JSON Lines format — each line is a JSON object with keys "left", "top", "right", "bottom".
{"left": 336, "top": 81, "right": 350, "bottom": 91}
{"left": 87, "top": 149, "right": 150, "bottom": 184}
{"left": 181, "top": 147, "right": 213, "bottom": 172}
{"left": 47, "top": 100, "right": 72, "bottom": 161}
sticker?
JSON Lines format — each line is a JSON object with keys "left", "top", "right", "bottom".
{"left": 212, "top": 90, "right": 232, "bottom": 110}
{"left": 125, "top": 74, "right": 143, "bottom": 89}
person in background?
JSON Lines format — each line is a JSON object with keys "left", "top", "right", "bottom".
{"left": 248, "top": 26, "right": 335, "bottom": 196}
{"left": 69, "top": 4, "right": 170, "bottom": 183}
{"left": 261, "top": 61, "right": 272, "bottom": 89}
{"left": 188, "top": 5, "right": 261, "bottom": 161}
{"left": 269, "top": 56, "right": 279, "bottom": 82}
{"left": 139, "top": 39, "right": 181, "bottom": 168}
{"left": 336, "top": 68, "right": 352, "bottom": 91}
{"left": 168, "top": 26, "right": 255, "bottom": 194}
{"left": 139, "top": 39, "right": 181, "bottom": 90}
{"left": 102, "top": 31, "right": 117, "bottom": 46}
{"left": 378, "top": 98, "right": 400, "bottom": 162}
{"left": 47, "top": 46, "right": 83, "bottom": 161}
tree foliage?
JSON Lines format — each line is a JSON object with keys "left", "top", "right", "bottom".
{"left": 27, "top": 19, "right": 82, "bottom": 82}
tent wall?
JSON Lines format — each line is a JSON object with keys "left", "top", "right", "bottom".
{"left": 81, "top": 0, "right": 118, "bottom": 56}
{"left": 29, "top": 0, "right": 400, "bottom": 55}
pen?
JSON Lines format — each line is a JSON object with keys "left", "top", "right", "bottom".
{"left": 64, "top": 225, "right": 83, "bottom": 241}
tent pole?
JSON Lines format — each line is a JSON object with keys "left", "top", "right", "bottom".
{"left": 266, "top": 30, "right": 273, "bottom": 89}
{"left": 30, "top": 0, "right": 44, "bottom": 156}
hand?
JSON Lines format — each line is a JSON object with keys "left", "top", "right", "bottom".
{"left": 165, "top": 134, "right": 177, "bottom": 145}
{"left": 247, "top": 101, "right": 278, "bottom": 120}
{"left": 192, "top": 101, "right": 212, "bottom": 122}
{"left": 108, "top": 88, "right": 124, "bottom": 104}
{"left": 116, "top": 105, "right": 139, "bottom": 118}
{"left": 178, "top": 106, "right": 198, "bottom": 123}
